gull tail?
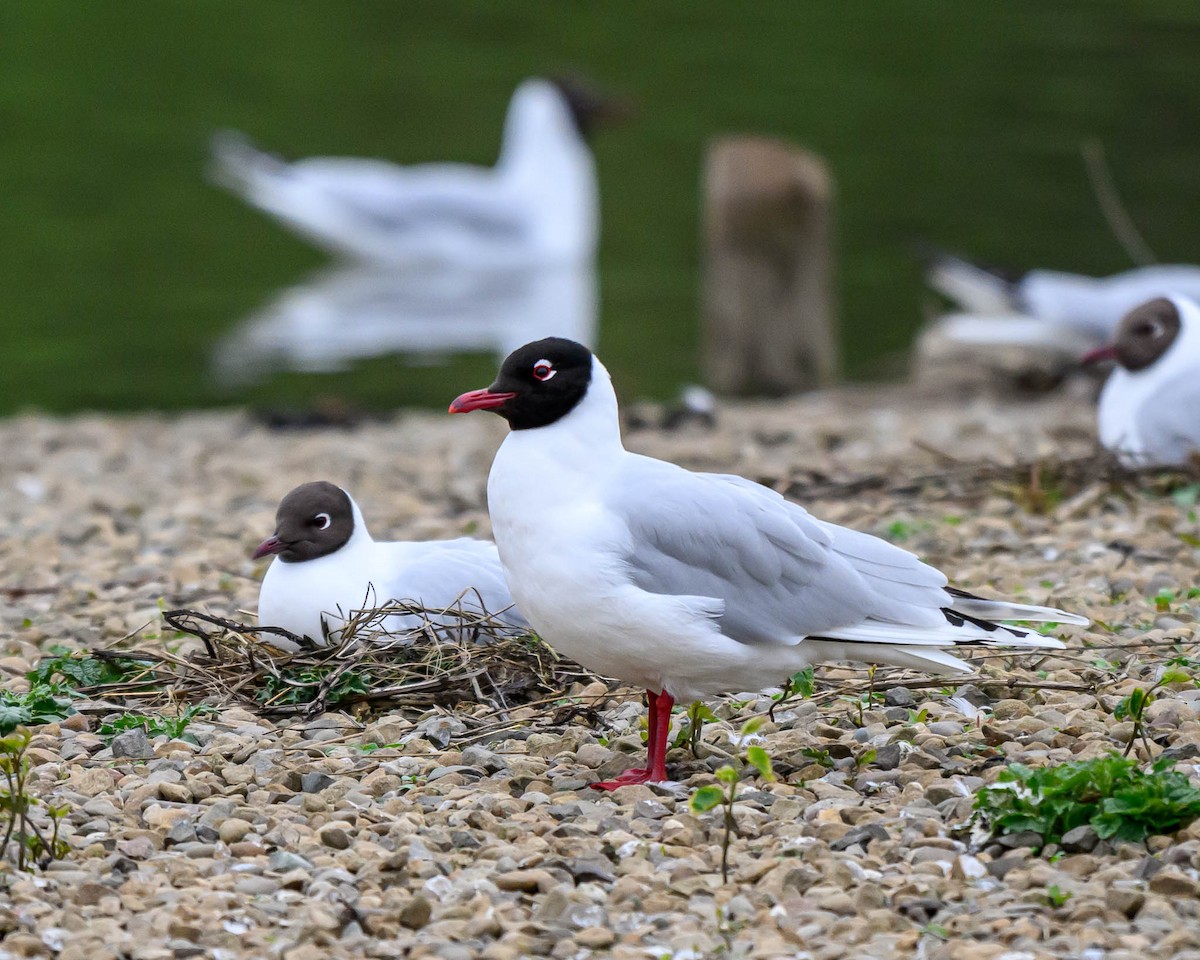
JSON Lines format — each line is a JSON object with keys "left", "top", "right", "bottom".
{"left": 944, "top": 587, "right": 1090, "bottom": 626}
{"left": 802, "top": 639, "right": 975, "bottom": 676}
{"left": 924, "top": 248, "right": 1021, "bottom": 314}
{"left": 209, "top": 129, "right": 288, "bottom": 197}
{"left": 803, "top": 591, "right": 1085, "bottom": 676}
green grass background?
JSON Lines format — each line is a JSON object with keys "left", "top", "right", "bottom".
{"left": 1, "top": 1, "right": 1198, "bottom": 414}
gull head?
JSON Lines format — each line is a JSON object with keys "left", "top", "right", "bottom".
{"left": 1082, "top": 296, "right": 1183, "bottom": 371}
{"left": 253, "top": 481, "right": 355, "bottom": 563}
{"left": 449, "top": 337, "right": 595, "bottom": 431}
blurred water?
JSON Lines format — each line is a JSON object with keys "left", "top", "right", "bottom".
{"left": 1, "top": 2, "right": 1198, "bottom": 413}
{"left": 212, "top": 261, "right": 597, "bottom": 385}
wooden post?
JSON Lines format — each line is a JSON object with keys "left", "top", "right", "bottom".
{"left": 701, "top": 136, "right": 837, "bottom": 395}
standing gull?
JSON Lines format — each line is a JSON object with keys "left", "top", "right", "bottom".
{"left": 450, "top": 338, "right": 1088, "bottom": 788}
{"left": 1085, "top": 295, "right": 1200, "bottom": 468}
{"left": 211, "top": 77, "right": 620, "bottom": 269}
{"left": 254, "top": 481, "right": 525, "bottom": 647}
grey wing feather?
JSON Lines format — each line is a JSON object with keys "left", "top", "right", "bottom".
{"left": 1138, "top": 372, "right": 1200, "bottom": 466}
{"left": 379, "top": 541, "right": 527, "bottom": 630}
{"left": 611, "top": 460, "right": 950, "bottom": 646}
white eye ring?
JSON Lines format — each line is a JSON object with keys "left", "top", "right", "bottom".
{"left": 315, "top": 512, "right": 331, "bottom": 530}
{"left": 532, "top": 359, "right": 556, "bottom": 381}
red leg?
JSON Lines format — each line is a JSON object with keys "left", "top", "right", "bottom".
{"left": 591, "top": 690, "right": 676, "bottom": 790}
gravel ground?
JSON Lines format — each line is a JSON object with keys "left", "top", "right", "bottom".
{"left": 1, "top": 383, "right": 1199, "bottom": 960}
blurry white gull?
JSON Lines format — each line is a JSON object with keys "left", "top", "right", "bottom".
{"left": 449, "top": 338, "right": 1088, "bottom": 788}
{"left": 253, "top": 481, "right": 526, "bottom": 648}
{"left": 212, "top": 77, "right": 617, "bottom": 269}
{"left": 926, "top": 250, "right": 1200, "bottom": 349}
{"left": 1084, "top": 295, "right": 1200, "bottom": 467}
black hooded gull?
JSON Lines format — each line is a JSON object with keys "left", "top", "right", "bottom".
{"left": 254, "top": 481, "right": 526, "bottom": 648}
{"left": 1084, "top": 295, "right": 1200, "bottom": 468}
{"left": 211, "top": 77, "right": 623, "bottom": 270}
{"left": 449, "top": 338, "right": 1088, "bottom": 789}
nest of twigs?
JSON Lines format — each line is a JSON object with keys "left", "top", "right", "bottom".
{"left": 80, "top": 601, "right": 598, "bottom": 721}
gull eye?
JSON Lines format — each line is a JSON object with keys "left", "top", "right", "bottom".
{"left": 314, "top": 512, "right": 331, "bottom": 531}
{"left": 532, "top": 359, "right": 556, "bottom": 382}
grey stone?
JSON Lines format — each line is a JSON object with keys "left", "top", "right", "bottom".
{"left": 873, "top": 743, "right": 903, "bottom": 770}
{"left": 633, "top": 799, "right": 671, "bottom": 820}
{"left": 300, "top": 772, "right": 335, "bottom": 794}
{"left": 563, "top": 856, "right": 616, "bottom": 884}
{"left": 1060, "top": 824, "right": 1100, "bottom": 853}
{"left": 884, "top": 687, "right": 914, "bottom": 707}
{"left": 426, "top": 765, "right": 484, "bottom": 782}
{"left": 996, "top": 830, "right": 1042, "bottom": 850}
{"left": 110, "top": 729, "right": 155, "bottom": 759}
{"left": 165, "top": 821, "right": 197, "bottom": 846}
{"left": 830, "top": 823, "right": 889, "bottom": 851}
{"left": 268, "top": 850, "right": 314, "bottom": 873}
{"left": 195, "top": 824, "right": 219, "bottom": 843}
{"left": 459, "top": 745, "right": 507, "bottom": 773}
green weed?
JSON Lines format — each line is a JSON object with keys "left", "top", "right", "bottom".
{"left": 689, "top": 716, "right": 775, "bottom": 883}
{"left": 0, "top": 729, "right": 70, "bottom": 871}
{"left": 98, "top": 704, "right": 217, "bottom": 745}
{"left": 973, "top": 752, "right": 1200, "bottom": 847}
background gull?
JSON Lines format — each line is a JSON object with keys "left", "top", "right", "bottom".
{"left": 1084, "top": 294, "right": 1200, "bottom": 468}
{"left": 926, "top": 250, "right": 1200, "bottom": 349}
{"left": 210, "top": 77, "right": 618, "bottom": 270}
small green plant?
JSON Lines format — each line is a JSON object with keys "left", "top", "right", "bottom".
{"left": 1044, "top": 885, "right": 1072, "bottom": 907}
{"left": 29, "top": 652, "right": 151, "bottom": 689}
{"left": 841, "top": 665, "right": 881, "bottom": 727}
{"left": 973, "top": 752, "right": 1200, "bottom": 847}
{"left": 1154, "top": 590, "right": 1176, "bottom": 613}
{"left": 0, "top": 685, "right": 74, "bottom": 736}
{"left": 672, "top": 702, "right": 718, "bottom": 756}
{"left": 1, "top": 652, "right": 159, "bottom": 736}
{"left": 1114, "top": 666, "right": 1192, "bottom": 757}
{"left": 258, "top": 666, "right": 371, "bottom": 707}
{"left": 97, "top": 704, "right": 217, "bottom": 745}
{"left": 689, "top": 716, "right": 775, "bottom": 883}
{"left": 768, "top": 666, "right": 814, "bottom": 721}
{"left": 799, "top": 745, "right": 835, "bottom": 769}
{"left": 0, "top": 729, "right": 70, "bottom": 871}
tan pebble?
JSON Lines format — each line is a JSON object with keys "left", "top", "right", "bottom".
{"left": 217, "top": 818, "right": 253, "bottom": 844}
{"left": 73, "top": 881, "right": 113, "bottom": 906}
{"left": 494, "top": 868, "right": 557, "bottom": 893}
{"left": 575, "top": 927, "right": 616, "bottom": 949}
{"left": 229, "top": 841, "right": 266, "bottom": 858}
{"left": 399, "top": 895, "right": 433, "bottom": 929}
{"left": 282, "top": 945, "right": 324, "bottom": 960}
{"left": 70, "top": 767, "right": 117, "bottom": 797}
{"left": 320, "top": 826, "right": 352, "bottom": 849}
{"left": 221, "top": 763, "right": 256, "bottom": 785}
{"left": 62, "top": 713, "right": 91, "bottom": 732}
{"left": 156, "top": 781, "right": 191, "bottom": 803}
{"left": 1148, "top": 870, "right": 1199, "bottom": 897}
{"left": 141, "top": 804, "right": 192, "bottom": 830}
{"left": 992, "top": 699, "right": 1032, "bottom": 720}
